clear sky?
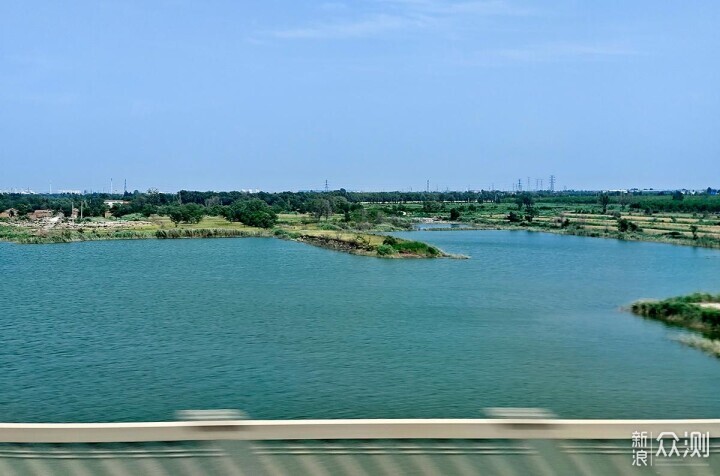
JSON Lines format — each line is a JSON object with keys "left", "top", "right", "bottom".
{"left": 1, "top": 1, "right": 718, "bottom": 193}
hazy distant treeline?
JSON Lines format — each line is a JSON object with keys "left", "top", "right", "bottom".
{"left": 2, "top": 188, "right": 719, "bottom": 221}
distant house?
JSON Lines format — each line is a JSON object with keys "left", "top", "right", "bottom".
{"left": 103, "top": 200, "right": 130, "bottom": 208}
{"left": 70, "top": 208, "right": 79, "bottom": 220}
{"left": 0, "top": 208, "right": 18, "bottom": 218}
{"left": 29, "top": 209, "right": 54, "bottom": 220}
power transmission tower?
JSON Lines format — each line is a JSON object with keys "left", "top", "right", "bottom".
{"left": 517, "top": 179, "right": 522, "bottom": 192}
{"left": 324, "top": 180, "right": 329, "bottom": 193}
{"left": 426, "top": 180, "right": 430, "bottom": 193}
{"left": 549, "top": 175, "right": 556, "bottom": 192}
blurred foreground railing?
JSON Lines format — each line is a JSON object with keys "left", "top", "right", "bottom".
{"left": 1, "top": 415, "right": 719, "bottom": 475}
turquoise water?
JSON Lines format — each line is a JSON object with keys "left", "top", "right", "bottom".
{"left": 1, "top": 231, "right": 719, "bottom": 423}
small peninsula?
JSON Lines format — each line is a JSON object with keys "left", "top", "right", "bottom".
{"left": 630, "top": 293, "right": 720, "bottom": 357}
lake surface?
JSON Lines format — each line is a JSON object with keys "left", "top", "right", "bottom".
{"left": 1, "top": 231, "right": 720, "bottom": 423}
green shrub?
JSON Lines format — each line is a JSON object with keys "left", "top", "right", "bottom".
{"left": 391, "top": 240, "right": 439, "bottom": 256}
{"left": 507, "top": 212, "right": 522, "bottom": 223}
{"left": 382, "top": 236, "right": 398, "bottom": 246}
{"left": 618, "top": 218, "right": 640, "bottom": 232}
{"left": 376, "top": 244, "right": 396, "bottom": 256}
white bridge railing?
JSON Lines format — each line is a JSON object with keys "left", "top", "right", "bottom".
{"left": 1, "top": 416, "right": 719, "bottom": 475}
{"left": 1, "top": 418, "right": 720, "bottom": 443}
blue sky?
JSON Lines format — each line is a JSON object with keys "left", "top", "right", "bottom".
{"left": 1, "top": 1, "right": 718, "bottom": 192}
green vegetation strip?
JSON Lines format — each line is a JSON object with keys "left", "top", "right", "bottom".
{"left": 630, "top": 293, "right": 720, "bottom": 334}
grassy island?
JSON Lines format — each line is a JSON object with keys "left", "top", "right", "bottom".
{"left": 630, "top": 293, "right": 720, "bottom": 334}
{"left": 630, "top": 293, "right": 720, "bottom": 357}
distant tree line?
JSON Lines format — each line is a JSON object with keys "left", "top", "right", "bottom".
{"left": 2, "top": 188, "right": 719, "bottom": 227}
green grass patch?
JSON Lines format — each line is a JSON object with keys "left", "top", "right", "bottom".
{"left": 630, "top": 293, "right": 720, "bottom": 333}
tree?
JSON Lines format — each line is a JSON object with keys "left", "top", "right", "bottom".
{"left": 449, "top": 208, "right": 461, "bottom": 220}
{"left": 183, "top": 203, "right": 204, "bottom": 224}
{"left": 331, "top": 196, "right": 350, "bottom": 215}
{"left": 111, "top": 204, "right": 133, "bottom": 218}
{"left": 225, "top": 199, "right": 277, "bottom": 228}
{"left": 690, "top": 224, "right": 698, "bottom": 240}
{"left": 672, "top": 190, "right": 684, "bottom": 201}
{"left": 367, "top": 208, "right": 384, "bottom": 224}
{"left": 599, "top": 193, "right": 610, "bottom": 214}
{"left": 524, "top": 206, "right": 538, "bottom": 222}
{"left": 422, "top": 201, "right": 442, "bottom": 213}
{"left": 618, "top": 218, "right": 640, "bottom": 233}
{"left": 167, "top": 203, "right": 204, "bottom": 226}
{"left": 515, "top": 193, "right": 534, "bottom": 211}
{"left": 168, "top": 206, "right": 184, "bottom": 227}
{"left": 507, "top": 211, "right": 522, "bottom": 222}
{"left": 311, "top": 199, "right": 332, "bottom": 220}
